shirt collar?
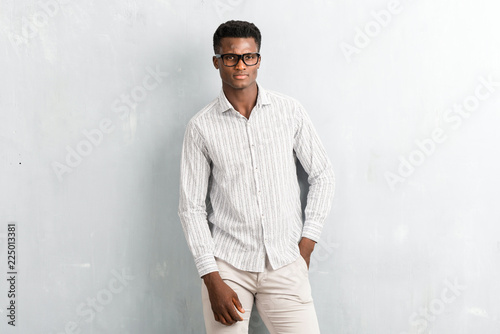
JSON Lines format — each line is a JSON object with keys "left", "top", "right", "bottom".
{"left": 217, "top": 82, "right": 271, "bottom": 113}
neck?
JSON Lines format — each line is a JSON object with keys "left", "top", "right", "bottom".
{"left": 222, "top": 82, "right": 258, "bottom": 119}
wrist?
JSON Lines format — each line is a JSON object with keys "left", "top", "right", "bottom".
{"left": 299, "top": 237, "right": 316, "bottom": 251}
{"left": 202, "top": 271, "right": 222, "bottom": 286}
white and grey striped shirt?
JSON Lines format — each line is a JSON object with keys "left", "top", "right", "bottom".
{"left": 178, "top": 83, "right": 335, "bottom": 278}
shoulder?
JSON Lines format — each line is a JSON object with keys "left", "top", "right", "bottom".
{"left": 263, "top": 88, "right": 304, "bottom": 109}
{"left": 263, "top": 88, "right": 309, "bottom": 125}
{"left": 187, "top": 97, "right": 219, "bottom": 126}
{"left": 180, "top": 97, "right": 219, "bottom": 145}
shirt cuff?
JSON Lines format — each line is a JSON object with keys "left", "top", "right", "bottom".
{"left": 301, "top": 220, "right": 324, "bottom": 243}
{"left": 195, "top": 254, "right": 219, "bottom": 278}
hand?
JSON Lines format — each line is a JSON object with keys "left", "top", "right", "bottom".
{"left": 202, "top": 272, "right": 245, "bottom": 326}
{"left": 299, "top": 237, "right": 316, "bottom": 269}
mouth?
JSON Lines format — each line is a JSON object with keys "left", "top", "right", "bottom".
{"left": 233, "top": 73, "right": 248, "bottom": 79}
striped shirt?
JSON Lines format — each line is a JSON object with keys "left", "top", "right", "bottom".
{"left": 178, "top": 83, "right": 335, "bottom": 278}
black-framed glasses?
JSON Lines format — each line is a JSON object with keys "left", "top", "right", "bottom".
{"left": 215, "top": 53, "right": 260, "bottom": 67}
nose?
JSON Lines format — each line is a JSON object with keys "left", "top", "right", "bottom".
{"left": 235, "top": 56, "right": 246, "bottom": 70}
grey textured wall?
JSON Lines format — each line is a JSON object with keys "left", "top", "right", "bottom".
{"left": 1, "top": 0, "right": 500, "bottom": 333}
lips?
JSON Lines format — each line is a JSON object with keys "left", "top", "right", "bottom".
{"left": 233, "top": 73, "right": 248, "bottom": 79}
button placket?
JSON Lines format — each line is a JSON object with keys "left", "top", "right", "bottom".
{"left": 246, "top": 120, "right": 263, "bottom": 214}
{"left": 246, "top": 117, "right": 269, "bottom": 261}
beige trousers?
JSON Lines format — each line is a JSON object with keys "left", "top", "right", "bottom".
{"left": 201, "top": 254, "right": 321, "bottom": 334}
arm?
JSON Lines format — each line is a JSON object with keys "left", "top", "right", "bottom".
{"left": 178, "top": 120, "right": 218, "bottom": 277}
{"left": 178, "top": 121, "right": 244, "bottom": 325}
{"left": 293, "top": 103, "right": 336, "bottom": 263}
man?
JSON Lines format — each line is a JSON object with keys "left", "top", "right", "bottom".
{"left": 178, "top": 20, "right": 335, "bottom": 333}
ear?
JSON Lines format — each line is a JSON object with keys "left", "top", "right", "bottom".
{"left": 213, "top": 56, "right": 219, "bottom": 70}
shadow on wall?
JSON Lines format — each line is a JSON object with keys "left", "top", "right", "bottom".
{"left": 149, "top": 39, "right": 215, "bottom": 333}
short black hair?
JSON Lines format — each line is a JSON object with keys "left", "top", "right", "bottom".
{"left": 213, "top": 20, "right": 261, "bottom": 54}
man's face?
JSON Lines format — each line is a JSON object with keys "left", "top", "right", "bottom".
{"left": 213, "top": 37, "right": 261, "bottom": 91}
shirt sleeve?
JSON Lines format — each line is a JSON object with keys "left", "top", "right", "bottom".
{"left": 178, "top": 120, "right": 218, "bottom": 278}
{"left": 293, "top": 102, "right": 336, "bottom": 242}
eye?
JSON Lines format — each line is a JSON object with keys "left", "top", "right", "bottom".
{"left": 224, "top": 55, "right": 236, "bottom": 60}
{"left": 244, "top": 54, "right": 256, "bottom": 60}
